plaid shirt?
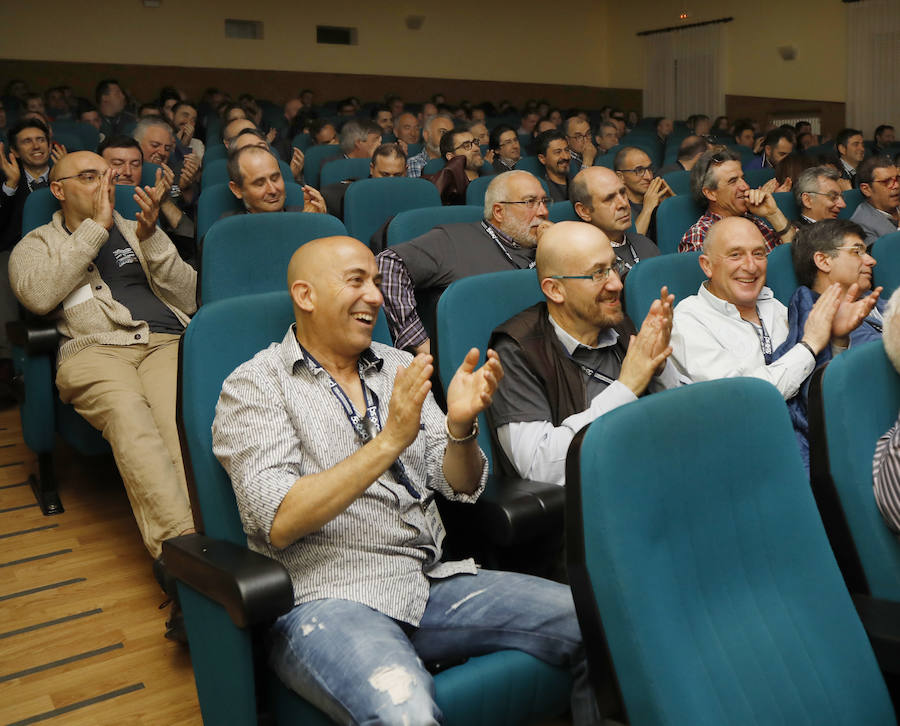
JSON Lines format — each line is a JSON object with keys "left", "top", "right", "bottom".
{"left": 406, "top": 150, "right": 429, "bottom": 178}
{"left": 678, "top": 211, "right": 781, "bottom": 253}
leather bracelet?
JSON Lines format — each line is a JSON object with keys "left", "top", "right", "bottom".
{"left": 798, "top": 339, "right": 816, "bottom": 358}
{"left": 445, "top": 415, "right": 479, "bottom": 444}
{"left": 775, "top": 221, "right": 793, "bottom": 236}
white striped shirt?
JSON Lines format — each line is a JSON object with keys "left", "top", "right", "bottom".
{"left": 212, "top": 326, "right": 486, "bottom": 625}
{"left": 873, "top": 416, "right": 900, "bottom": 535}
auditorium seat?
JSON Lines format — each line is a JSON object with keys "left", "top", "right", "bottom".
{"left": 298, "top": 144, "right": 341, "bottom": 188}
{"left": 656, "top": 195, "right": 705, "bottom": 254}
{"left": 623, "top": 251, "right": 704, "bottom": 323}
{"left": 839, "top": 189, "right": 865, "bottom": 220}
{"left": 196, "top": 182, "right": 306, "bottom": 239}
{"left": 386, "top": 205, "right": 484, "bottom": 246}
{"left": 873, "top": 231, "right": 900, "bottom": 297}
{"left": 201, "top": 157, "right": 293, "bottom": 187}
{"left": 343, "top": 177, "right": 441, "bottom": 247}
{"left": 319, "top": 157, "right": 369, "bottom": 186}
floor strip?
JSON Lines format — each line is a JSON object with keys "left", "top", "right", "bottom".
{"left": 0, "top": 549, "right": 72, "bottom": 568}
{"left": 0, "top": 578, "right": 86, "bottom": 602}
{"left": 0, "top": 608, "right": 102, "bottom": 640}
{"left": 0, "top": 524, "right": 58, "bottom": 540}
{"left": 0, "top": 643, "right": 123, "bottom": 683}
{"left": 4, "top": 682, "right": 145, "bottom": 726}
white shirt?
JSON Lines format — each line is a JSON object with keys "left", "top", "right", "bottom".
{"left": 497, "top": 313, "right": 680, "bottom": 485}
{"left": 670, "top": 282, "right": 815, "bottom": 399}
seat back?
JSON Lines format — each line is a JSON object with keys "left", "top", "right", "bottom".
{"left": 623, "top": 252, "right": 704, "bottom": 323}
{"left": 422, "top": 157, "right": 445, "bottom": 176}
{"left": 773, "top": 190, "right": 799, "bottom": 222}
{"left": 656, "top": 195, "right": 705, "bottom": 255}
{"left": 764, "top": 242, "right": 799, "bottom": 306}
{"left": 179, "top": 290, "right": 392, "bottom": 543}
{"left": 548, "top": 201, "right": 578, "bottom": 223}
{"left": 839, "top": 189, "right": 864, "bottom": 220}
{"left": 343, "top": 177, "right": 441, "bottom": 246}
{"left": 201, "top": 157, "right": 293, "bottom": 187}
{"left": 872, "top": 231, "right": 900, "bottom": 297}
{"left": 662, "top": 170, "right": 691, "bottom": 197}
{"left": 743, "top": 167, "right": 776, "bottom": 189}
{"left": 291, "top": 133, "right": 311, "bottom": 151}
{"left": 436, "top": 269, "right": 543, "bottom": 469}
{"left": 567, "top": 377, "right": 896, "bottom": 725}
{"left": 814, "top": 341, "right": 900, "bottom": 601}
{"left": 386, "top": 206, "right": 484, "bottom": 247}
{"left": 204, "top": 144, "right": 227, "bottom": 163}
{"left": 320, "top": 157, "right": 370, "bottom": 187}
{"left": 22, "top": 186, "right": 145, "bottom": 235}
{"left": 197, "top": 182, "right": 306, "bottom": 239}
{"left": 465, "top": 173, "right": 550, "bottom": 207}
{"left": 300, "top": 144, "right": 340, "bottom": 188}
{"left": 512, "top": 156, "right": 543, "bottom": 177}
{"left": 200, "top": 212, "right": 347, "bottom": 303}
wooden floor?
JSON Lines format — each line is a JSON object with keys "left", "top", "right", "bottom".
{"left": 0, "top": 406, "right": 202, "bottom": 726}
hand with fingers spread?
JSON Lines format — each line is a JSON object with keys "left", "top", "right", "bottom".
{"left": 290, "top": 147, "right": 305, "bottom": 182}
{"left": 177, "top": 120, "right": 195, "bottom": 147}
{"left": 619, "top": 290, "right": 674, "bottom": 395}
{"left": 396, "top": 139, "right": 408, "bottom": 156}
{"left": 50, "top": 143, "right": 68, "bottom": 165}
{"left": 0, "top": 142, "right": 21, "bottom": 191}
{"left": 158, "top": 162, "right": 175, "bottom": 189}
{"left": 759, "top": 177, "right": 778, "bottom": 196}
{"left": 446, "top": 348, "right": 504, "bottom": 433}
{"left": 303, "top": 185, "right": 326, "bottom": 214}
{"left": 484, "top": 148, "right": 495, "bottom": 164}
{"left": 266, "top": 127, "right": 278, "bottom": 145}
{"left": 92, "top": 168, "right": 115, "bottom": 229}
{"left": 800, "top": 282, "right": 843, "bottom": 352}
{"left": 381, "top": 354, "right": 433, "bottom": 453}
{"left": 832, "top": 284, "right": 882, "bottom": 341}
{"left": 134, "top": 175, "right": 164, "bottom": 241}
{"left": 774, "top": 177, "right": 792, "bottom": 193}
{"left": 178, "top": 153, "right": 200, "bottom": 189}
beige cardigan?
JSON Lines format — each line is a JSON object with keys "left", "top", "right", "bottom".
{"left": 9, "top": 210, "right": 197, "bottom": 363}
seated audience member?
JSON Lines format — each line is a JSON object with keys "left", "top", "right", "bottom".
{"left": 688, "top": 114, "right": 711, "bottom": 137}
{"left": 44, "top": 87, "right": 72, "bottom": 121}
{"left": 376, "top": 170, "right": 549, "bottom": 355}
{"left": 9, "top": 151, "right": 197, "bottom": 628}
{"left": 211, "top": 235, "right": 598, "bottom": 726}
{"left": 138, "top": 104, "right": 162, "bottom": 119}
{"left": 671, "top": 217, "right": 871, "bottom": 403}
{"left": 22, "top": 93, "right": 45, "bottom": 117}
{"left": 595, "top": 121, "right": 619, "bottom": 155}
{"left": 518, "top": 110, "right": 540, "bottom": 137}
{"left": 776, "top": 219, "right": 883, "bottom": 466}
{"left": 873, "top": 287, "right": 900, "bottom": 534}
{"left": 170, "top": 101, "right": 204, "bottom": 163}
{"left": 222, "top": 117, "right": 257, "bottom": 151}
{"left": 283, "top": 97, "right": 303, "bottom": 128}
{"left": 565, "top": 117, "right": 597, "bottom": 175}
{"left": 615, "top": 146, "right": 672, "bottom": 242}
{"left": 438, "top": 126, "right": 483, "bottom": 184}
{"left": 850, "top": 156, "right": 900, "bottom": 245}
{"left": 797, "top": 132, "right": 816, "bottom": 152}
{"left": 836, "top": 128, "right": 866, "bottom": 188}
{"left": 610, "top": 110, "right": 626, "bottom": 139}
{"left": 712, "top": 116, "right": 729, "bottom": 133}
{"left": 0, "top": 118, "right": 52, "bottom": 251}
{"left": 336, "top": 120, "right": 383, "bottom": 162}
{"left": 226, "top": 146, "right": 325, "bottom": 216}
{"left": 571, "top": 166, "right": 660, "bottom": 275}
{"left": 488, "top": 221, "right": 677, "bottom": 485}
{"left": 745, "top": 128, "right": 795, "bottom": 170}
{"left": 535, "top": 129, "right": 571, "bottom": 202}
{"left": 310, "top": 120, "right": 339, "bottom": 146}
{"left": 656, "top": 117, "right": 673, "bottom": 144}
{"left": 371, "top": 105, "right": 393, "bottom": 135}
{"left": 873, "top": 125, "right": 896, "bottom": 157}
{"left": 406, "top": 113, "right": 454, "bottom": 178}
{"left": 393, "top": 112, "right": 420, "bottom": 147}
{"left": 794, "top": 166, "right": 847, "bottom": 226}
{"left": 95, "top": 79, "right": 136, "bottom": 138}
{"left": 320, "top": 142, "right": 407, "bottom": 222}
{"left": 78, "top": 103, "right": 103, "bottom": 135}
{"left": 134, "top": 117, "right": 200, "bottom": 207}
{"left": 489, "top": 124, "right": 521, "bottom": 173}
{"left": 679, "top": 149, "right": 796, "bottom": 252}
{"left": 99, "top": 135, "right": 195, "bottom": 253}
{"left": 468, "top": 120, "right": 490, "bottom": 154}
{"left": 733, "top": 120, "right": 756, "bottom": 149}
{"left": 658, "top": 135, "right": 709, "bottom": 176}
{"left": 417, "top": 101, "right": 438, "bottom": 127}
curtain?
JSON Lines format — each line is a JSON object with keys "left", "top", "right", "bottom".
{"left": 847, "top": 0, "right": 900, "bottom": 135}
{"left": 643, "top": 23, "right": 725, "bottom": 121}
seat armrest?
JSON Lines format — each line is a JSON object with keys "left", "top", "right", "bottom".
{"left": 163, "top": 533, "right": 294, "bottom": 629}
{"left": 6, "top": 319, "right": 59, "bottom": 356}
{"left": 852, "top": 593, "right": 900, "bottom": 675}
{"left": 474, "top": 474, "right": 565, "bottom": 547}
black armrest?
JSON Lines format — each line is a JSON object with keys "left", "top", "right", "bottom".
{"left": 852, "top": 593, "right": 900, "bottom": 675}
{"left": 470, "top": 474, "right": 565, "bottom": 547}
{"left": 162, "top": 533, "right": 294, "bottom": 629}
{"left": 6, "top": 319, "right": 59, "bottom": 356}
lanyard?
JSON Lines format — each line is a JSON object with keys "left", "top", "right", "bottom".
{"left": 300, "top": 345, "right": 420, "bottom": 500}
{"left": 613, "top": 238, "right": 641, "bottom": 270}
{"left": 481, "top": 221, "right": 536, "bottom": 269}
{"left": 565, "top": 344, "right": 621, "bottom": 386}
{"left": 747, "top": 308, "right": 773, "bottom": 364}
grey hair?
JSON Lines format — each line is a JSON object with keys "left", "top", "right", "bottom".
{"left": 884, "top": 287, "right": 900, "bottom": 374}
{"left": 794, "top": 165, "right": 840, "bottom": 210}
{"left": 483, "top": 170, "right": 537, "bottom": 220}
{"left": 133, "top": 117, "right": 174, "bottom": 143}
{"left": 690, "top": 148, "right": 742, "bottom": 205}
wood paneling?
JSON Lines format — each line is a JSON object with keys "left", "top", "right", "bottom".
{"left": 726, "top": 94, "right": 847, "bottom": 140}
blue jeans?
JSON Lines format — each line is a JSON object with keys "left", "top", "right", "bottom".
{"left": 267, "top": 568, "right": 599, "bottom": 725}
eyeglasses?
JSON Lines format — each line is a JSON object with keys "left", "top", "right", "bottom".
{"left": 498, "top": 137, "right": 519, "bottom": 147}
{"left": 618, "top": 165, "right": 654, "bottom": 177}
{"left": 55, "top": 170, "right": 103, "bottom": 184}
{"left": 566, "top": 132, "right": 591, "bottom": 142}
{"left": 806, "top": 190, "right": 843, "bottom": 203}
{"left": 499, "top": 196, "right": 553, "bottom": 209}
{"left": 550, "top": 259, "right": 627, "bottom": 283}
{"left": 873, "top": 176, "right": 900, "bottom": 188}
{"left": 835, "top": 244, "right": 869, "bottom": 257}
{"left": 453, "top": 139, "right": 479, "bottom": 151}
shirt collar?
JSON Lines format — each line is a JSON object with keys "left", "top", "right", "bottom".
{"left": 841, "top": 158, "right": 856, "bottom": 176}
{"left": 697, "top": 280, "right": 774, "bottom": 318}
{"left": 801, "top": 214, "right": 816, "bottom": 224}
{"left": 25, "top": 168, "right": 48, "bottom": 186}
{"left": 547, "top": 312, "right": 618, "bottom": 355}
{"left": 281, "top": 324, "right": 384, "bottom": 375}
{"left": 485, "top": 221, "right": 522, "bottom": 249}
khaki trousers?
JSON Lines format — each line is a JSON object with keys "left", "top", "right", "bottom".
{"left": 56, "top": 333, "right": 193, "bottom": 558}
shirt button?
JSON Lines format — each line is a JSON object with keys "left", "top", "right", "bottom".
{"left": 87, "top": 264, "right": 93, "bottom": 272}
{"left": 95, "top": 285, "right": 102, "bottom": 290}
{"left": 135, "top": 334, "right": 141, "bottom": 340}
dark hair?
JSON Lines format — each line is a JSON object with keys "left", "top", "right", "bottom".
{"left": 763, "top": 128, "right": 795, "bottom": 151}
{"left": 857, "top": 155, "right": 897, "bottom": 187}
{"left": 535, "top": 129, "right": 566, "bottom": 158}
{"left": 836, "top": 128, "right": 863, "bottom": 152}
{"left": 690, "top": 148, "right": 742, "bottom": 205}
{"left": 227, "top": 145, "right": 279, "bottom": 186}
{"left": 875, "top": 125, "right": 895, "bottom": 141}
{"left": 792, "top": 219, "right": 866, "bottom": 288}
{"left": 138, "top": 103, "right": 161, "bottom": 116}
{"left": 158, "top": 87, "right": 181, "bottom": 106}
{"left": 171, "top": 100, "right": 197, "bottom": 116}
{"left": 371, "top": 142, "right": 407, "bottom": 164}
{"left": 370, "top": 105, "right": 392, "bottom": 120}
{"left": 98, "top": 134, "right": 142, "bottom": 156}
{"left": 439, "top": 126, "right": 469, "bottom": 158}
{"left": 795, "top": 120, "right": 812, "bottom": 131}
{"left": 774, "top": 153, "right": 814, "bottom": 186}
{"left": 677, "top": 136, "right": 709, "bottom": 161}
{"left": 94, "top": 79, "right": 122, "bottom": 104}
{"left": 613, "top": 145, "right": 650, "bottom": 172}
{"left": 8, "top": 118, "right": 49, "bottom": 151}
{"left": 489, "top": 123, "right": 516, "bottom": 151}
{"left": 733, "top": 121, "right": 754, "bottom": 139}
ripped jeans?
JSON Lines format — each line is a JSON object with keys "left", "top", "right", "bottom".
{"left": 267, "top": 568, "right": 598, "bottom": 725}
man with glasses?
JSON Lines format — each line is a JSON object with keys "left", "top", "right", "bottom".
{"left": 565, "top": 117, "right": 597, "bottom": 175}
{"left": 488, "top": 221, "right": 678, "bottom": 486}
{"left": 439, "top": 127, "right": 484, "bottom": 183}
{"left": 679, "top": 148, "right": 796, "bottom": 253}
{"left": 850, "top": 156, "right": 900, "bottom": 246}
{"left": 536, "top": 129, "right": 571, "bottom": 203}
{"left": 377, "top": 171, "right": 549, "bottom": 356}
{"left": 8, "top": 151, "right": 197, "bottom": 635}
{"left": 615, "top": 146, "right": 673, "bottom": 242}
{"left": 489, "top": 124, "right": 521, "bottom": 173}
{"left": 794, "top": 166, "right": 847, "bottom": 227}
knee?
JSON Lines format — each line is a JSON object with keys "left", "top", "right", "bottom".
{"left": 359, "top": 665, "right": 441, "bottom": 726}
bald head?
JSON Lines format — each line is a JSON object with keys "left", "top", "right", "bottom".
{"left": 537, "top": 221, "right": 612, "bottom": 280}
{"left": 702, "top": 215, "right": 762, "bottom": 256}
{"left": 288, "top": 236, "right": 370, "bottom": 290}
{"left": 51, "top": 150, "right": 104, "bottom": 182}
{"left": 223, "top": 118, "right": 256, "bottom": 147}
